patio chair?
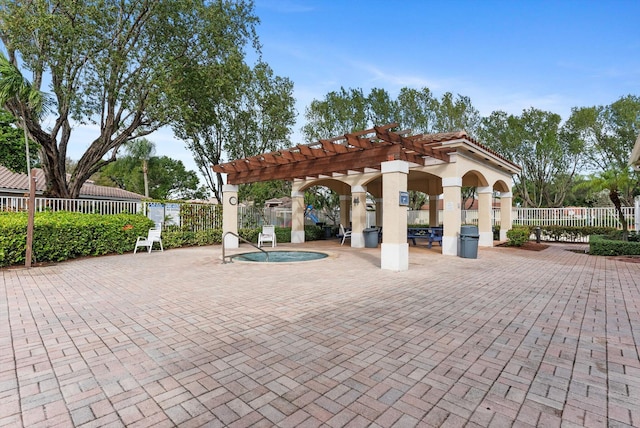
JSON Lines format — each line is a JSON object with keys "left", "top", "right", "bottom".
{"left": 134, "top": 228, "right": 163, "bottom": 254}
{"left": 258, "top": 225, "right": 276, "bottom": 248}
{"left": 339, "top": 224, "right": 352, "bottom": 246}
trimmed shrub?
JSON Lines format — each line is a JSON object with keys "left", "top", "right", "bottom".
{"left": 589, "top": 235, "right": 640, "bottom": 256}
{"left": 506, "top": 226, "right": 531, "bottom": 246}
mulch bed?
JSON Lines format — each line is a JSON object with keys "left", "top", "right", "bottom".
{"left": 496, "top": 241, "right": 550, "bottom": 251}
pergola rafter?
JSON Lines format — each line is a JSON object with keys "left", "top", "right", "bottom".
{"left": 213, "top": 123, "right": 518, "bottom": 184}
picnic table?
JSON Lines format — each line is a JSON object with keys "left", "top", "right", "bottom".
{"left": 407, "top": 227, "right": 443, "bottom": 248}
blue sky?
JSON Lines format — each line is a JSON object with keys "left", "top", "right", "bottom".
{"left": 71, "top": 0, "right": 640, "bottom": 183}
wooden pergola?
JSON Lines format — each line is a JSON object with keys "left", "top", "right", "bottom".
{"left": 215, "top": 123, "right": 520, "bottom": 271}
{"left": 213, "top": 123, "right": 516, "bottom": 184}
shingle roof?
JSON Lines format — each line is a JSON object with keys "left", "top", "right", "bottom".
{"left": 0, "top": 166, "right": 145, "bottom": 200}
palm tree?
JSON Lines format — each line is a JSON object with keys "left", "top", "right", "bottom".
{"left": 0, "top": 53, "right": 48, "bottom": 191}
{"left": 125, "top": 138, "right": 156, "bottom": 198}
{"left": 581, "top": 168, "right": 634, "bottom": 241}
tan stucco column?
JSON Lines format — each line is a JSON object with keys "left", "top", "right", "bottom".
{"left": 500, "top": 191, "right": 513, "bottom": 241}
{"left": 429, "top": 195, "right": 439, "bottom": 226}
{"left": 340, "top": 195, "right": 350, "bottom": 228}
{"left": 350, "top": 185, "right": 367, "bottom": 247}
{"left": 381, "top": 160, "right": 409, "bottom": 271}
{"left": 290, "top": 190, "right": 305, "bottom": 243}
{"left": 375, "top": 198, "right": 383, "bottom": 227}
{"left": 222, "top": 184, "right": 239, "bottom": 248}
{"left": 441, "top": 177, "right": 462, "bottom": 256}
{"left": 477, "top": 186, "right": 493, "bottom": 247}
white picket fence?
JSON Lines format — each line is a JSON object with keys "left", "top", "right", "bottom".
{"left": 408, "top": 207, "right": 635, "bottom": 230}
{"left": 1, "top": 195, "right": 635, "bottom": 233}
{"left": 0, "top": 196, "right": 141, "bottom": 214}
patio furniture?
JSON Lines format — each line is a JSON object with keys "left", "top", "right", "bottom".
{"left": 258, "top": 225, "right": 276, "bottom": 248}
{"left": 339, "top": 224, "right": 352, "bottom": 246}
{"left": 134, "top": 228, "right": 163, "bottom": 254}
{"left": 407, "top": 227, "right": 443, "bottom": 248}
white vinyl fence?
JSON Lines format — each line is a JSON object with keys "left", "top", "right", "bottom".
{"left": 2, "top": 196, "right": 635, "bottom": 235}
{"left": 0, "top": 196, "right": 141, "bottom": 214}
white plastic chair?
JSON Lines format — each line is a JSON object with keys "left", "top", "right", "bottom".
{"left": 258, "top": 225, "right": 276, "bottom": 248}
{"left": 134, "top": 228, "right": 163, "bottom": 254}
{"left": 339, "top": 224, "right": 352, "bottom": 246}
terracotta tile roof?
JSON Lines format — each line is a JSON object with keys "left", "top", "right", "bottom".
{"left": 417, "top": 131, "right": 520, "bottom": 170}
{"left": 0, "top": 166, "right": 145, "bottom": 200}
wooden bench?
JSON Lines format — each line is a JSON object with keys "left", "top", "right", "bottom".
{"left": 407, "top": 227, "right": 443, "bottom": 249}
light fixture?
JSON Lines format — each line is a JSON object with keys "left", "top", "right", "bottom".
{"left": 353, "top": 196, "right": 360, "bottom": 205}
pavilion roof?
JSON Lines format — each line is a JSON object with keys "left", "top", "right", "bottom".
{"left": 213, "top": 123, "right": 520, "bottom": 185}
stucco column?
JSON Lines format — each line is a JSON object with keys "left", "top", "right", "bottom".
{"left": 340, "top": 195, "right": 350, "bottom": 228}
{"left": 442, "top": 177, "right": 462, "bottom": 256}
{"left": 381, "top": 160, "right": 409, "bottom": 271}
{"left": 375, "top": 198, "right": 383, "bottom": 227}
{"left": 477, "top": 186, "right": 493, "bottom": 247}
{"left": 350, "top": 186, "right": 367, "bottom": 247}
{"left": 291, "top": 190, "right": 305, "bottom": 243}
{"left": 222, "top": 184, "right": 239, "bottom": 249}
{"left": 500, "top": 191, "right": 513, "bottom": 241}
{"left": 429, "top": 195, "right": 439, "bottom": 226}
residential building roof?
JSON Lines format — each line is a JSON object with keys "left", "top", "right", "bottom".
{"left": 0, "top": 166, "right": 145, "bottom": 201}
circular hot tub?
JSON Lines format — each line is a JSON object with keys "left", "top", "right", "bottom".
{"left": 232, "top": 250, "right": 328, "bottom": 263}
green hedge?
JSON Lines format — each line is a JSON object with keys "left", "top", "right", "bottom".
{"left": 0, "top": 212, "right": 328, "bottom": 267}
{"left": 0, "top": 212, "right": 155, "bottom": 267}
{"left": 589, "top": 234, "right": 640, "bottom": 256}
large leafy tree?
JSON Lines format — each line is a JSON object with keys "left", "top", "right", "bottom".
{"left": 479, "top": 108, "right": 584, "bottom": 207}
{"left": 302, "top": 87, "right": 369, "bottom": 141}
{"left": 170, "top": 59, "right": 296, "bottom": 202}
{"left": 0, "top": 0, "right": 260, "bottom": 198}
{"left": 303, "top": 87, "right": 481, "bottom": 140}
{"left": 96, "top": 154, "right": 208, "bottom": 200}
{"left": 565, "top": 95, "right": 640, "bottom": 172}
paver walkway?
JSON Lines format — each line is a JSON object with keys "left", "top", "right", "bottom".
{"left": 1, "top": 241, "right": 639, "bottom": 427}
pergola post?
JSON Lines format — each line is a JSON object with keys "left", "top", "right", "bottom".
{"left": 500, "top": 191, "right": 513, "bottom": 241}
{"left": 375, "top": 198, "right": 383, "bottom": 227}
{"left": 350, "top": 186, "right": 367, "bottom": 247}
{"left": 291, "top": 190, "right": 305, "bottom": 243}
{"left": 429, "top": 195, "right": 439, "bottom": 226}
{"left": 441, "top": 177, "right": 462, "bottom": 256}
{"left": 477, "top": 186, "right": 493, "bottom": 247}
{"left": 340, "top": 195, "right": 350, "bottom": 228}
{"left": 381, "top": 160, "right": 409, "bottom": 271}
{"left": 222, "top": 184, "right": 239, "bottom": 249}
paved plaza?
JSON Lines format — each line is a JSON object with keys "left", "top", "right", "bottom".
{"left": 1, "top": 241, "right": 639, "bottom": 427}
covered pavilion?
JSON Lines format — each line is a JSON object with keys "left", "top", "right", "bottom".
{"left": 213, "top": 123, "right": 521, "bottom": 271}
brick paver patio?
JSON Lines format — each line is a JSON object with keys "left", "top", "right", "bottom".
{"left": 1, "top": 241, "right": 639, "bottom": 427}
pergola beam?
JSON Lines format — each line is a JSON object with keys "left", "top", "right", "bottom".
{"left": 223, "top": 144, "right": 422, "bottom": 184}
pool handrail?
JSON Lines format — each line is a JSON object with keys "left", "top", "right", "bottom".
{"left": 222, "top": 231, "right": 269, "bottom": 263}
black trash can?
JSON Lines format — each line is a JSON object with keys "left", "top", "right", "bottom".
{"left": 459, "top": 225, "right": 480, "bottom": 259}
{"left": 363, "top": 227, "right": 379, "bottom": 248}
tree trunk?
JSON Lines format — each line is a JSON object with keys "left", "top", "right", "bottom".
{"left": 610, "top": 189, "right": 628, "bottom": 241}
{"left": 143, "top": 160, "right": 149, "bottom": 198}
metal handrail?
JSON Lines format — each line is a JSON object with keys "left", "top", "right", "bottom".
{"left": 222, "top": 231, "right": 269, "bottom": 264}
